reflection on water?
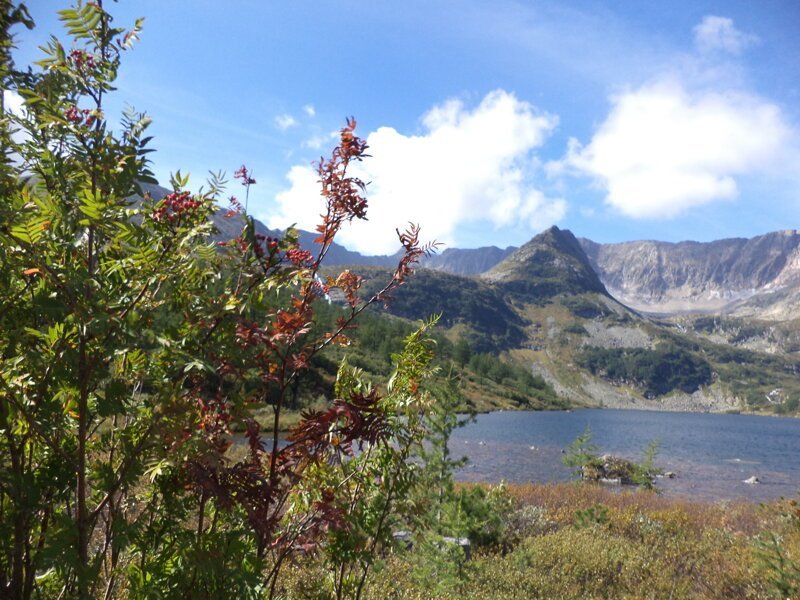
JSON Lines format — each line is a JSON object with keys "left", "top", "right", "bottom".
{"left": 450, "top": 409, "right": 800, "bottom": 502}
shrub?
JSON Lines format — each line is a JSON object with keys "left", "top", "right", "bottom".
{"left": 504, "top": 505, "right": 556, "bottom": 544}
{"left": 563, "top": 321, "right": 588, "bottom": 336}
{"left": 562, "top": 429, "right": 661, "bottom": 489}
{"left": 561, "top": 295, "right": 612, "bottom": 319}
{"left": 757, "top": 497, "right": 800, "bottom": 597}
{"left": 0, "top": 3, "right": 435, "bottom": 597}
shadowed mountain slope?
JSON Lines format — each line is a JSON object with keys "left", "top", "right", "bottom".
{"left": 483, "top": 226, "right": 608, "bottom": 301}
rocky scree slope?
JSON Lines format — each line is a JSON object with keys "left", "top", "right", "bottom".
{"left": 579, "top": 230, "right": 800, "bottom": 316}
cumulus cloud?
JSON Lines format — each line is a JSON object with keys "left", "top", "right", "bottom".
{"left": 558, "top": 80, "right": 791, "bottom": 219}
{"left": 693, "top": 16, "right": 757, "bottom": 55}
{"left": 303, "top": 104, "right": 315, "bottom": 117}
{"left": 269, "top": 90, "right": 566, "bottom": 254}
{"left": 3, "top": 90, "right": 24, "bottom": 116}
{"left": 273, "top": 166, "right": 326, "bottom": 231}
{"left": 274, "top": 114, "right": 297, "bottom": 130}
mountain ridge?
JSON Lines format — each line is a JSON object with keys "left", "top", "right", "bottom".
{"left": 578, "top": 229, "right": 800, "bottom": 316}
{"left": 141, "top": 182, "right": 800, "bottom": 319}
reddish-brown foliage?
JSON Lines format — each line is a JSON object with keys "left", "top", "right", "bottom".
{"left": 180, "top": 120, "right": 436, "bottom": 587}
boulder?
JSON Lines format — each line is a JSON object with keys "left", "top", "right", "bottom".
{"left": 392, "top": 530, "right": 413, "bottom": 550}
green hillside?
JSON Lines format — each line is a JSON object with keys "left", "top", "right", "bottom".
{"left": 345, "top": 260, "right": 800, "bottom": 416}
{"left": 297, "top": 301, "right": 566, "bottom": 415}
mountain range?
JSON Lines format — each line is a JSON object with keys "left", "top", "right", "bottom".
{"left": 317, "top": 221, "right": 800, "bottom": 321}
{"left": 142, "top": 183, "right": 800, "bottom": 414}
{"left": 326, "top": 223, "right": 800, "bottom": 414}
{"left": 141, "top": 182, "right": 800, "bottom": 320}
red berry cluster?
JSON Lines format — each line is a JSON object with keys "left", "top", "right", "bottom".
{"left": 286, "top": 247, "right": 313, "bottom": 266}
{"left": 260, "top": 234, "right": 280, "bottom": 252}
{"left": 64, "top": 106, "right": 96, "bottom": 127}
{"left": 152, "top": 191, "right": 202, "bottom": 222}
{"left": 223, "top": 233, "right": 281, "bottom": 258}
{"left": 65, "top": 106, "right": 80, "bottom": 123}
{"left": 69, "top": 49, "right": 96, "bottom": 72}
{"left": 252, "top": 233, "right": 280, "bottom": 258}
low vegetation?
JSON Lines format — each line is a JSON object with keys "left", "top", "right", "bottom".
{"left": 561, "top": 428, "right": 662, "bottom": 489}
{"left": 277, "top": 483, "right": 800, "bottom": 599}
{"left": 577, "top": 344, "right": 713, "bottom": 397}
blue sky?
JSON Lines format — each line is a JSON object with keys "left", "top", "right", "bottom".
{"left": 12, "top": 1, "right": 800, "bottom": 254}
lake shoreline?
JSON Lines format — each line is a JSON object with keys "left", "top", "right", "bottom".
{"left": 450, "top": 408, "right": 800, "bottom": 503}
{"left": 468, "top": 400, "right": 797, "bottom": 419}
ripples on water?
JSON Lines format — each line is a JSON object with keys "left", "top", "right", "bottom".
{"left": 450, "top": 409, "right": 800, "bottom": 502}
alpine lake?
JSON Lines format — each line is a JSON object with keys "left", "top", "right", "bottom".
{"left": 451, "top": 408, "right": 800, "bottom": 502}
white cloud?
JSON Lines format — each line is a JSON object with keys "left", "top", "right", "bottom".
{"left": 302, "top": 131, "right": 337, "bottom": 150}
{"left": 275, "top": 113, "right": 297, "bottom": 130}
{"left": 272, "top": 165, "right": 325, "bottom": 230}
{"left": 3, "top": 90, "right": 29, "bottom": 151}
{"left": 303, "top": 104, "right": 315, "bottom": 117}
{"left": 3, "top": 90, "right": 24, "bottom": 116}
{"left": 559, "top": 80, "right": 792, "bottom": 219}
{"left": 693, "top": 16, "right": 757, "bottom": 55}
{"left": 269, "top": 90, "right": 566, "bottom": 254}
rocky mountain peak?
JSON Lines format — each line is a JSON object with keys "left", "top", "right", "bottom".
{"left": 482, "top": 226, "right": 608, "bottom": 299}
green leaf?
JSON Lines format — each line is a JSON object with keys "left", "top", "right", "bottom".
{"left": 99, "top": 379, "right": 127, "bottom": 417}
{"left": 24, "top": 327, "right": 46, "bottom": 341}
{"left": 183, "top": 359, "right": 214, "bottom": 374}
{"left": 144, "top": 459, "right": 171, "bottom": 483}
{"left": 10, "top": 215, "right": 50, "bottom": 245}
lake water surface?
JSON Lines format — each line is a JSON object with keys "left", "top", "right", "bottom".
{"left": 451, "top": 409, "right": 800, "bottom": 502}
